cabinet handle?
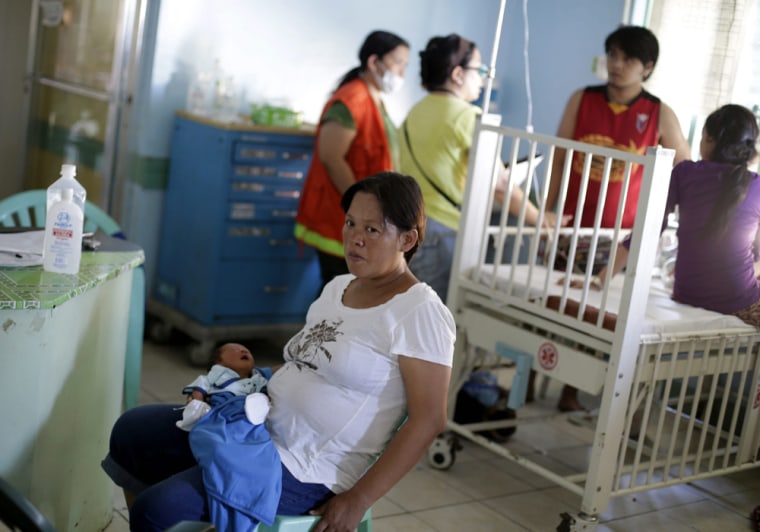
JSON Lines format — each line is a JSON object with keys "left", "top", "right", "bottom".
{"left": 276, "top": 171, "right": 304, "bottom": 179}
{"left": 274, "top": 190, "right": 300, "bottom": 199}
{"left": 228, "top": 227, "right": 270, "bottom": 237}
{"left": 272, "top": 209, "right": 297, "bottom": 218}
{"left": 281, "top": 151, "right": 310, "bottom": 161}
{"left": 269, "top": 239, "right": 296, "bottom": 247}
{"left": 263, "top": 285, "right": 289, "bottom": 293}
{"left": 272, "top": 209, "right": 298, "bottom": 218}
{"left": 240, "top": 148, "right": 276, "bottom": 159}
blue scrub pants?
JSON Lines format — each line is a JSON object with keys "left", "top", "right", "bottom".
{"left": 101, "top": 404, "right": 334, "bottom": 531}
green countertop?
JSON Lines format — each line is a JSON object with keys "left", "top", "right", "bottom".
{"left": 0, "top": 247, "right": 144, "bottom": 310}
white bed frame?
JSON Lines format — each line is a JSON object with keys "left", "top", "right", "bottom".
{"left": 438, "top": 118, "right": 760, "bottom": 530}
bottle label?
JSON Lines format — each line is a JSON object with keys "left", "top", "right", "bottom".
{"left": 44, "top": 203, "right": 82, "bottom": 273}
{"left": 52, "top": 211, "right": 74, "bottom": 239}
{"left": 52, "top": 228, "right": 73, "bottom": 238}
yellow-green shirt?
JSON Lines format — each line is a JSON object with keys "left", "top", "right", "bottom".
{"left": 399, "top": 94, "right": 480, "bottom": 230}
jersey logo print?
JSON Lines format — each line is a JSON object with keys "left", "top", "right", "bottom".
{"left": 636, "top": 113, "right": 649, "bottom": 133}
{"left": 287, "top": 319, "right": 344, "bottom": 370}
{"left": 574, "top": 135, "right": 644, "bottom": 183}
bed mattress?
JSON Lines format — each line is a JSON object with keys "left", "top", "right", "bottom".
{"left": 471, "top": 264, "right": 756, "bottom": 337}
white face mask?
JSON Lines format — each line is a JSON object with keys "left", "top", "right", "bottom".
{"left": 375, "top": 64, "right": 404, "bottom": 94}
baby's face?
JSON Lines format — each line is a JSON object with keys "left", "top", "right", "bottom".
{"left": 218, "top": 343, "right": 255, "bottom": 378}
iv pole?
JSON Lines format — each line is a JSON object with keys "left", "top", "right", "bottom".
{"left": 480, "top": 0, "right": 507, "bottom": 121}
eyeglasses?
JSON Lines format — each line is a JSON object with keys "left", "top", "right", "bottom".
{"left": 465, "top": 64, "right": 490, "bottom": 77}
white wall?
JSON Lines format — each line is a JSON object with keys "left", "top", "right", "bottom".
{"left": 139, "top": 0, "right": 502, "bottom": 156}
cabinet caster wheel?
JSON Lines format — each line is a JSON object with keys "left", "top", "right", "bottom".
{"left": 427, "top": 433, "right": 457, "bottom": 470}
{"left": 148, "top": 318, "right": 173, "bottom": 343}
{"left": 189, "top": 341, "right": 215, "bottom": 367}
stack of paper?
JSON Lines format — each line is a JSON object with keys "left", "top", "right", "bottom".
{"left": 0, "top": 230, "right": 44, "bottom": 266}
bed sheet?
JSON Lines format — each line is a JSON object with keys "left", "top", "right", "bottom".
{"left": 471, "top": 264, "right": 756, "bottom": 336}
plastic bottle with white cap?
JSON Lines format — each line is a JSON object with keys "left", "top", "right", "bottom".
{"left": 43, "top": 164, "right": 86, "bottom": 274}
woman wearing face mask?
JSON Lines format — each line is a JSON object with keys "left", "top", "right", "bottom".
{"left": 400, "top": 34, "right": 566, "bottom": 302}
{"left": 295, "top": 30, "right": 409, "bottom": 288}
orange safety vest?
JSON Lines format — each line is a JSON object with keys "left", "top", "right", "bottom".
{"left": 294, "top": 78, "right": 392, "bottom": 257}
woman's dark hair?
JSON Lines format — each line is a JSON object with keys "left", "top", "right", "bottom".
{"left": 702, "top": 104, "right": 759, "bottom": 237}
{"left": 419, "top": 34, "right": 477, "bottom": 91}
{"left": 336, "top": 30, "right": 409, "bottom": 90}
{"left": 605, "top": 26, "right": 659, "bottom": 80}
{"left": 340, "top": 172, "right": 426, "bottom": 262}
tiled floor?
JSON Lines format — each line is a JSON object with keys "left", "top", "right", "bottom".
{"left": 105, "top": 334, "right": 760, "bottom": 531}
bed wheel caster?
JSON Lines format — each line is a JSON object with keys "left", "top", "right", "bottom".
{"left": 557, "top": 511, "right": 598, "bottom": 531}
{"left": 148, "top": 317, "right": 173, "bottom": 343}
{"left": 427, "top": 433, "right": 459, "bottom": 470}
{"left": 557, "top": 512, "right": 574, "bottom": 532}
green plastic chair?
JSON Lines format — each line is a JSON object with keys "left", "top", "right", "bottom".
{"left": 167, "top": 508, "right": 373, "bottom": 531}
{"left": 0, "top": 475, "right": 56, "bottom": 532}
{"left": 0, "top": 189, "right": 145, "bottom": 410}
{"left": 257, "top": 509, "right": 372, "bottom": 531}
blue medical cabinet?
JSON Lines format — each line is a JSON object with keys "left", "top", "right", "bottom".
{"left": 151, "top": 112, "right": 320, "bottom": 362}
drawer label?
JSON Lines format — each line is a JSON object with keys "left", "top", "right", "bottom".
{"left": 240, "top": 148, "right": 276, "bottom": 159}
{"left": 228, "top": 227, "right": 270, "bottom": 237}
{"left": 235, "top": 167, "right": 277, "bottom": 177}
{"left": 230, "top": 203, "right": 255, "bottom": 219}
{"left": 233, "top": 181, "right": 266, "bottom": 192}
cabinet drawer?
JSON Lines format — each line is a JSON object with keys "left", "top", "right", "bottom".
{"left": 212, "top": 259, "right": 320, "bottom": 321}
{"left": 229, "top": 178, "right": 302, "bottom": 202}
{"left": 222, "top": 222, "right": 311, "bottom": 259}
{"left": 227, "top": 202, "right": 298, "bottom": 222}
{"left": 232, "top": 161, "right": 309, "bottom": 181}
{"left": 232, "top": 141, "right": 313, "bottom": 168}
{"left": 235, "top": 132, "right": 314, "bottom": 149}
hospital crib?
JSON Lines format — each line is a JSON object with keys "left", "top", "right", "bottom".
{"left": 431, "top": 119, "right": 760, "bottom": 530}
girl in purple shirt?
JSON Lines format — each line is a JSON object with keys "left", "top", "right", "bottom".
{"left": 599, "top": 103, "right": 760, "bottom": 325}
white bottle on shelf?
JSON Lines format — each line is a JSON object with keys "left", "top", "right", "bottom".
{"left": 186, "top": 70, "right": 211, "bottom": 115}
{"left": 43, "top": 164, "right": 86, "bottom": 274}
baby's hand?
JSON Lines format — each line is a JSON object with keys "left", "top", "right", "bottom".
{"left": 188, "top": 390, "right": 205, "bottom": 403}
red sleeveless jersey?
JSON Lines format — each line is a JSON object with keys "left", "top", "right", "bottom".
{"left": 563, "top": 85, "right": 661, "bottom": 228}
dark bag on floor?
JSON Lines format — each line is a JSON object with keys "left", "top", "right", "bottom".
{"left": 454, "top": 371, "right": 516, "bottom": 443}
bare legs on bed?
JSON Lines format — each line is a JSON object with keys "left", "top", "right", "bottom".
{"left": 558, "top": 385, "right": 584, "bottom": 412}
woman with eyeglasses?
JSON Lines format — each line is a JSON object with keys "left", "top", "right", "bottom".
{"left": 400, "top": 34, "right": 566, "bottom": 302}
{"left": 295, "top": 30, "right": 410, "bottom": 290}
